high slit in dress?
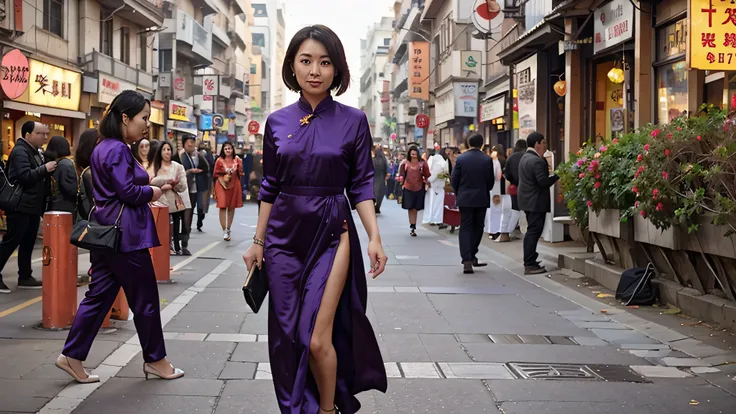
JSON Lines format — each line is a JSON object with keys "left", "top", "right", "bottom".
{"left": 258, "top": 95, "right": 388, "bottom": 414}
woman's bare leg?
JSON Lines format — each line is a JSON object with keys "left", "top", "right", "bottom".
{"left": 309, "top": 230, "right": 350, "bottom": 412}
{"left": 219, "top": 208, "right": 227, "bottom": 230}
{"left": 226, "top": 208, "right": 236, "bottom": 230}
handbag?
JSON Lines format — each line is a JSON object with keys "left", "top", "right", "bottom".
{"left": 242, "top": 262, "right": 268, "bottom": 313}
{"left": 0, "top": 152, "right": 22, "bottom": 212}
{"left": 70, "top": 203, "right": 125, "bottom": 252}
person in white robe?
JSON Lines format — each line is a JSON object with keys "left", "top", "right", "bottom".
{"left": 485, "top": 149, "right": 504, "bottom": 238}
{"left": 424, "top": 148, "right": 448, "bottom": 226}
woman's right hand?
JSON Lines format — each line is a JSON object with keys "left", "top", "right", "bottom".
{"left": 161, "top": 184, "right": 172, "bottom": 191}
{"left": 243, "top": 243, "right": 264, "bottom": 270}
{"left": 151, "top": 186, "right": 163, "bottom": 201}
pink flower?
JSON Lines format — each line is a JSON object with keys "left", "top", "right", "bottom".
{"left": 632, "top": 186, "right": 639, "bottom": 194}
{"left": 595, "top": 173, "right": 601, "bottom": 179}
{"left": 662, "top": 171, "right": 669, "bottom": 180}
{"left": 594, "top": 181, "right": 601, "bottom": 189}
{"left": 599, "top": 145, "right": 607, "bottom": 152}
{"left": 644, "top": 144, "right": 650, "bottom": 151}
{"left": 652, "top": 188, "right": 659, "bottom": 199}
{"left": 677, "top": 127, "right": 682, "bottom": 131}
{"left": 576, "top": 159, "right": 584, "bottom": 167}
{"left": 656, "top": 202, "right": 664, "bottom": 211}
{"left": 586, "top": 200, "right": 593, "bottom": 207}
{"left": 578, "top": 172, "right": 586, "bottom": 179}
{"left": 612, "top": 138, "right": 619, "bottom": 144}
{"left": 640, "top": 210, "right": 646, "bottom": 217}
{"left": 594, "top": 152, "right": 601, "bottom": 159}
{"left": 665, "top": 149, "right": 670, "bottom": 157}
{"left": 667, "top": 133, "right": 673, "bottom": 140}
{"left": 635, "top": 201, "right": 640, "bottom": 207}
{"left": 696, "top": 135, "right": 702, "bottom": 141}
{"left": 651, "top": 129, "right": 660, "bottom": 137}
{"left": 588, "top": 160, "right": 599, "bottom": 171}
{"left": 637, "top": 154, "right": 643, "bottom": 162}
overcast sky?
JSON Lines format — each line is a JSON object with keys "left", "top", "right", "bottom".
{"left": 282, "top": 0, "right": 395, "bottom": 108}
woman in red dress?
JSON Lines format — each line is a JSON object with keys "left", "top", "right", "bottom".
{"left": 213, "top": 142, "right": 243, "bottom": 240}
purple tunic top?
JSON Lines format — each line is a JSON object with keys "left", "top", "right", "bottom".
{"left": 259, "top": 95, "right": 387, "bottom": 414}
{"left": 90, "top": 138, "right": 159, "bottom": 252}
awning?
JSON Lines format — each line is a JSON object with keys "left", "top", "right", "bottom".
{"left": 4, "top": 101, "right": 87, "bottom": 119}
{"left": 498, "top": 23, "right": 563, "bottom": 66}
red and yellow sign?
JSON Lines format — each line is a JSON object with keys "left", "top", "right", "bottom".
{"left": 408, "top": 42, "right": 429, "bottom": 101}
{"left": 690, "top": 0, "right": 736, "bottom": 70}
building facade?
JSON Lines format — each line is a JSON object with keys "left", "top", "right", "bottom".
{"left": 250, "top": 0, "right": 286, "bottom": 129}
{"left": 359, "top": 17, "right": 393, "bottom": 144}
{"left": 0, "top": 0, "right": 269, "bottom": 156}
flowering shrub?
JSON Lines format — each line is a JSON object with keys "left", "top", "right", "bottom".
{"left": 632, "top": 106, "right": 736, "bottom": 235}
{"left": 558, "top": 128, "right": 651, "bottom": 229}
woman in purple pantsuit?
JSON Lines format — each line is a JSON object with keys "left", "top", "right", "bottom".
{"left": 243, "top": 26, "right": 388, "bottom": 414}
{"left": 56, "top": 90, "right": 184, "bottom": 383}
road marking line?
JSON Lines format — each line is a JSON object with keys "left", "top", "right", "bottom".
{"left": 0, "top": 296, "right": 42, "bottom": 318}
{"left": 171, "top": 241, "right": 220, "bottom": 272}
{"left": 38, "top": 255, "right": 232, "bottom": 414}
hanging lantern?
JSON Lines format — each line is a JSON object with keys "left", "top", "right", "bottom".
{"left": 607, "top": 67, "right": 625, "bottom": 84}
{"left": 553, "top": 79, "right": 567, "bottom": 97}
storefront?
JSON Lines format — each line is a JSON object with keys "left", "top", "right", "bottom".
{"left": 1, "top": 50, "right": 85, "bottom": 152}
{"left": 166, "top": 100, "right": 197, "bottom": 150}
{"left": 480, "top": 94, "right": 508, "bottom": 149}
{"left": 149, "top": 100, "right": 166, "bottom": 140}
{"left": 434, "top": 81, "right": 479, "bottom": 148}
{"left": 84, "top": 72, "right": 137, "bottom": 133}
{"left": 586, "top": 0, "right": 636, "bottom": 140}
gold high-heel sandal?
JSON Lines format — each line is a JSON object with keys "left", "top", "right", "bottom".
{"left": 143, "top": 362, "right": 185, "bottom": 380}
{"left": 55, "top": 355, "right": 100, "bottom": 384}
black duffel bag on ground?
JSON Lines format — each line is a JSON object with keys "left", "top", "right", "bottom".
{"left": 616, "top": 263, "right": 658, "bottom": 306}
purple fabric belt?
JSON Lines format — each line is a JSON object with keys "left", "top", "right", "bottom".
{"left": 280, "top": 186, "right": 344, "bottom": 197}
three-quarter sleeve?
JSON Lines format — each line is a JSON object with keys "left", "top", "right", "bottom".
{"left": 347, "top": 114, "right": 375, "bottom": 208}
{"left": 109, "top": 147, "right": 153, "bottom": 205}
{"left": 258, "top": 120, "right": 281, "bottom": 204}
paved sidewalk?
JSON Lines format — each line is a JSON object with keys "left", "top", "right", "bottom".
{"left": 2, "top": 200, "right": 736, "bottom": 413}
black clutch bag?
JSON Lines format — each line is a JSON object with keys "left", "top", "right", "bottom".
{"left": 242, "top": 263, "right": 268, "bottom": 313}
{"left": 70, "top": 205, "right": 124, "bottom": 252}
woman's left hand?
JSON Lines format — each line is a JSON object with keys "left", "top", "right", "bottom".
{"left": 367, "top": 239, "right": 387, "bottom": 279}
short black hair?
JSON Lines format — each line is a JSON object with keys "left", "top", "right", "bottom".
{"left": 282, "top": 25, "right": 350, "bottom": 96}
{"left": 75, "top": 129, "right": 99, "bottom": 170}
{"left": 514, "top": 139, "right": 528, "bottom": 151}
{"left": 99, "top": 90, "right": 150, "bottom": 141}
{"left": 527, "top": 132, "right": 545, "bottom": 148}
{"left": 182, "top": 135, "right": 196, "bottom": 145}
{"left": 467, "top": 133, "right": 484, "bottom": 149}
{"left": 21, "top": 121, "right": 37, "bottom": 139}
{"left": 44, "top": 136, "right": 71, "bottom": 161}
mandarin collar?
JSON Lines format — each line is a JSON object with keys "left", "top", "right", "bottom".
{"left": 298, "top": 93, "right": 335, "bottom": 114}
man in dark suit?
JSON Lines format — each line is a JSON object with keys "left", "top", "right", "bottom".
{"left": 517, "top": 132, "right": 559, "bottom": 274}
{"left": 0, "top": 121, "right": 56, "bottom": 293}
{"left": 451, "top": 133, "right": 494, "bottom": 274}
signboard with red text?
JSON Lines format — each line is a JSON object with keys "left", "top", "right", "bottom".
{"left": 690, "top": 0, "right": 736, "bottom": 69}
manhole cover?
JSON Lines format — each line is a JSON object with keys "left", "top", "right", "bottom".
{"left": 507, "top": 363, "right": 603, "bottom": 380}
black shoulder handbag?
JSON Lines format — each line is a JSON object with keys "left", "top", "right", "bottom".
{"left": 0, "top": 153, "right": 23, "bottom": 212}
{"left": 242, "top": 263, "right": 269, "bottom": 313}
{"left": 70, "top": 203, "right": 125, "bottom": 252}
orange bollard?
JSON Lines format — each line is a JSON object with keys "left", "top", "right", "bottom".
{"left": 41, "top": 212, "right": 77, "bottom": 330}
{"left": 150, "top": 205, "right": 173, "bottom": 283}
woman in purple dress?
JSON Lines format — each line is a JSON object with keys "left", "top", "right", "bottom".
{"left": 56, "top": 90, "right": 184, "bottom": 383}
{"left": 243, "top": 26, "right": 388, "bottom": 413}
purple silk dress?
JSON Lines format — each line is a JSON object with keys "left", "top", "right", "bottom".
{"left": 259, "top": 95, "right": 388, "bottom": 413}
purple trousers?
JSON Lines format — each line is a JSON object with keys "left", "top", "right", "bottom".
{"left": 62, "top": 249, "right": 166, "bottom": 363}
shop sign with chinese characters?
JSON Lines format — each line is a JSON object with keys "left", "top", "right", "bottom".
{"left": 690, "top": 0, "right": 736, "bottom": 69}
{"left": 11, "top": 59, "right": 81, "bottom": 111}
{"left": 98, "top": 74, "right": 136, "bottom": 105}
{"left": 593, "top": 0, "right": 634, "bottom": 54}
{"left": 169, "top": 100, "right": 193, "bottom": 122}
{"left": 408, "top": 42, "right": 429, "bottom": 101}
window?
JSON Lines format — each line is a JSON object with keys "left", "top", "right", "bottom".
{"left": 159, "top": 49, "right": 173, "bottom": 72}
{"left": 261, "top": 61, "right": 267, "bottom": 78}
{"left": 100, "top": 15, "right": 113, "bottom": 56}
{"left": 43, "top": 0, "right": 63, "bottom": 37}
{"left": 252, "top": 4, "right": 267, "bottom": 16}
{"left": 656, "top": 62, "right": 688, "bottom": 123}
{"left": 139, "top": 33, "right": 147, "bottom": 71}
{"left": 384, "top": 38, "right": 391, "bottom": 46}
{"left": 250, "top": 64, "right": 257, "bottom": 75}
{"left": 252, "top": 33, "right": 266, "bottom": 47}
{"left": 654, "top": 19, "right": 689, "bottom": 123}
{"left": 439, "top": 13, "right": 453, "bottom": 54}
{"left": 120, "top": 27, "right": 131, "bottom": 65}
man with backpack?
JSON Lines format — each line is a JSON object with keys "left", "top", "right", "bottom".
{"left": 0, "top": 121, "right": 56, "bottom": 293}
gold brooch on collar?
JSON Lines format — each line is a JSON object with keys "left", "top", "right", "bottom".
{"left": 300, "top": 114, "right": 315, "bottom": 126}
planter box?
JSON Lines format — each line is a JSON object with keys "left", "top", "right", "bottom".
{"left": 682, "top": 217, "right": 736, "bottom": 260}
{"left": 633, "top": 214, "right": 685, "bottom": 250}
{"left": 588, "top": 208, "right": 633, "bottom": 239}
